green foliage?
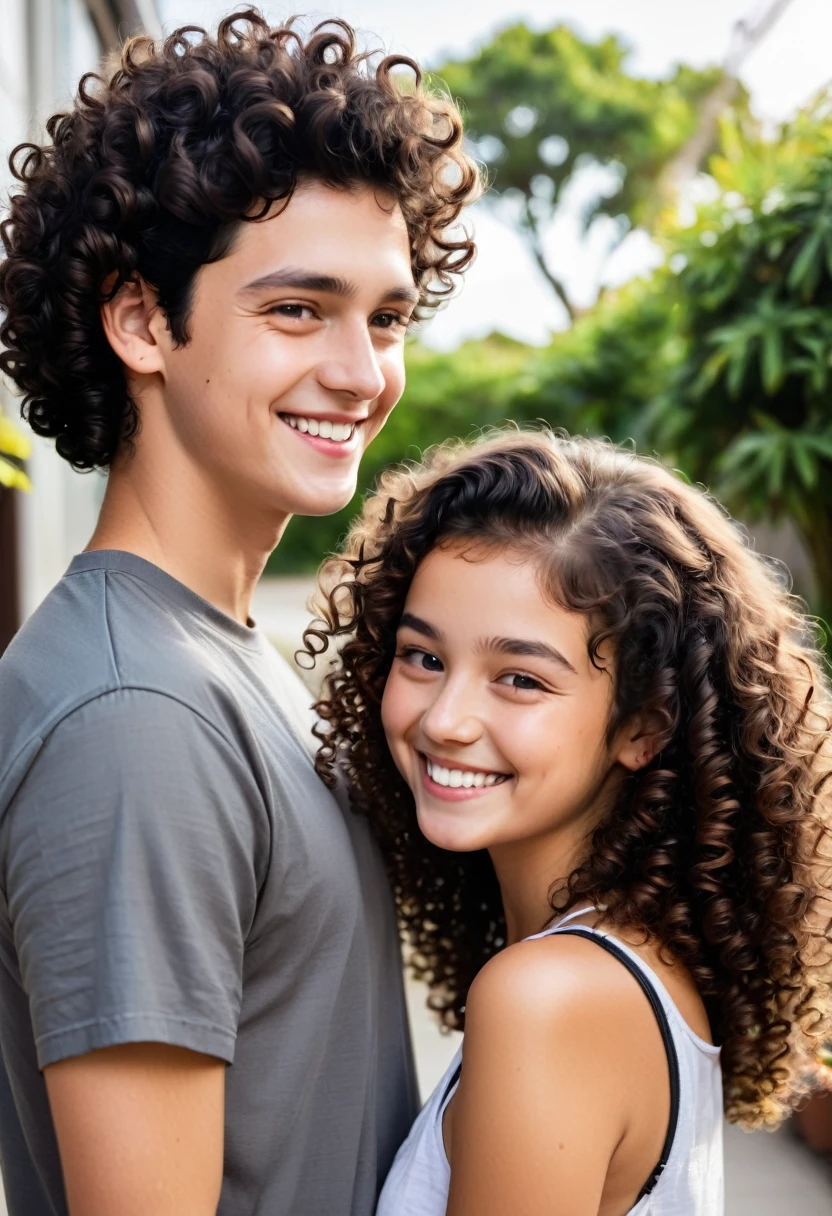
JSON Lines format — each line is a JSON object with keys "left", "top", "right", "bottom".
{"left": 275, "top": 80, "right": 832, "bottom": 629}
{"left": 648, "top": 100, "right": 832, "bottom": 617}
{"left": 431, "top": 23, "right": 730, "bottom": 312}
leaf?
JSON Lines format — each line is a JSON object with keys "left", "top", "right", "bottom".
{"left": 768, "top": 440, "right": 787, "bottom": 497}
{"left": 761, "top": 327, "right": 785, "bottom": 393}
{"left": 726, "top": 340, "right": 752, "bottom": 397}
{"left": 805, "top": 432, "right": 832, "bottom": 463}
{"left": 787, "top": 223, "right": 824, "bottom": 296}
{"left": 792, "top": 439, "right": 818, "bottom": 489}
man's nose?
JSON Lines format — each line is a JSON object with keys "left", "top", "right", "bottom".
{"left": 316, "top": 320, "right": 387, "bottom": 402}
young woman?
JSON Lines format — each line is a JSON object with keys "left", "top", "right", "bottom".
{"left": 305, "top": 430, "right": 832, "bottom": 1216}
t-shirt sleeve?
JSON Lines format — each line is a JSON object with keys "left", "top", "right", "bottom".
{"left": 4, "top": 688, "right": 268, "bottom": 1069}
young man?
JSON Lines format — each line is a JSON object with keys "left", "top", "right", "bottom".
{"left": 0, "top": 12, "right": 479, "bottom": 1215}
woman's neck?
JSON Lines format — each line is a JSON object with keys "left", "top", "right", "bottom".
{"left": 490, "top": 825, "right": 590, "bottom": 946}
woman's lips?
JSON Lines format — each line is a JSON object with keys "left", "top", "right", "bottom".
{"left": 419, "top": 754, "right": 511, "bottom": 802}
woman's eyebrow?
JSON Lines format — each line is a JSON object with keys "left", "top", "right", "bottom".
{"left": 479, "top": 635, "right": 578, "bottom": 675}
{"left": 398, "top": 612, "right": 443, "bottom": 641}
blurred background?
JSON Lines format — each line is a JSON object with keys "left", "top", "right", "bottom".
{"left": 1, "top": 1, "right": 831, "bottom": 1211}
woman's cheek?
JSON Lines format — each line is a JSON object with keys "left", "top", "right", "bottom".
{"left": 381, "top": 671, "right": 414, "bottom": 758}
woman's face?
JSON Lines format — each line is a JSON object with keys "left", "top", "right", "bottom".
{"left": 381, "top": 542, "right": 644, "bottom": 855}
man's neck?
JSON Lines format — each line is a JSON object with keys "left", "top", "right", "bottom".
{"left": 87, "top": 453, "right": 288, "bottom": 626}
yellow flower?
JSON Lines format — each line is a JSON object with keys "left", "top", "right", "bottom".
{"left": 0, "top": 409, "right": 32, "bottom": 491}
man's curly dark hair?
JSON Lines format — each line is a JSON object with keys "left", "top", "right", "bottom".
{"left": 0, "top": 10, "right": 481, "bottom": 470}
{"left": 303, "top": 428, "right": 832, "bottom": 1130}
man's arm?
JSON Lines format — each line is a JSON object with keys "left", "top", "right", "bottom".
{"left": 45, "top": 1044, "right": 225, "bottom": 1216}
{"left": 4, "top": 689, "right": 268, "bottom": 1214}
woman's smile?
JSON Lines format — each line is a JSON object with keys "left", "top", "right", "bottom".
{"left": 420, "top": 752, "right": 512, "bottom": 801}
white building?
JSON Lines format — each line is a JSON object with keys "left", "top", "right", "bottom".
{"left": 0, "top": 0, "right": 161, "bottom": 651}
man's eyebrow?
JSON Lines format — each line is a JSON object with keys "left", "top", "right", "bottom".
{"left": 398, "top": 612, "right": 443, "bottom": 642}
{"left": 480, "top": 635, "right": 578, "bottom": 675}
{"left": 238, "top": 267, "right": 420, "bottom": 307}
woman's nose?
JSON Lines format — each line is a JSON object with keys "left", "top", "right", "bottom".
{"left": 421, "top": 679, "right": 483, "bottom": 747}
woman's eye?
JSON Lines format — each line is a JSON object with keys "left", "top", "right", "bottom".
{"left": 397, "top": 647, "right": 443, "bottom": 673}
{"left": 496, "top": 673, "right": 545, "bottom": 692}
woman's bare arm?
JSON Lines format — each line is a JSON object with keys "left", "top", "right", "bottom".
{"left": 445, "top": 935, "right": 668, "bottom": 1216}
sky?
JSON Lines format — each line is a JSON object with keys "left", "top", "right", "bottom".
{"left": 159, "top": 1, "right": 832, "bottom": 348}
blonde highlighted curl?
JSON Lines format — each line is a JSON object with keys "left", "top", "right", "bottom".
{"left": 303, "top": 429, "right": 832, "bottom": 1129}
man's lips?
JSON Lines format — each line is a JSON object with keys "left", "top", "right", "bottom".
{"left": 278, "top": 411, "right": 366, "bottom": 456}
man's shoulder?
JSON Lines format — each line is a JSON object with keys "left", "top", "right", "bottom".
{"left": 0, "top": 561, "right": 240, "bottom": 800}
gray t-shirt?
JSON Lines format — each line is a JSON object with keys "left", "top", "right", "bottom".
{"left": 0, "top": 550, "right": 418, "bottom": 1216}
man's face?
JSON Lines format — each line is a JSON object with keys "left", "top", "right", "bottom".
{"left": 149, "top": 181, "right": 417, "bottom": 522}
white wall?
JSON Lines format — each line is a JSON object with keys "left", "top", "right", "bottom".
{"left": 1, "top": 0, "right": 108, "bottom": 616}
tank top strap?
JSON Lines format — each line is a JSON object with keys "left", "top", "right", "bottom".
{"left": 551, "top": 926, "right": 681, "bottom": 1201}
{"left": 550, "top": 904, "right": 597, "bottom": 930}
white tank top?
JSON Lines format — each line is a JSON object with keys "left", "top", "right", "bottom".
{"left": 378, "top": 908, "right": 724, "bottom": 1216}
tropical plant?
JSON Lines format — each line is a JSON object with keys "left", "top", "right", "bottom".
{"left": 648, "top": 99, "right": 832, "bottom": 620}
{"left": 278, "top": 87, "right": 832, "bottom": 639}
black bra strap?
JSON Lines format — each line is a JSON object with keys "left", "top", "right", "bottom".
{"left": 554, "top": 928, "right": 681, "bottom": 1199}
{"left": 440, "top": 1061, "right": 462, "bottom": 1111}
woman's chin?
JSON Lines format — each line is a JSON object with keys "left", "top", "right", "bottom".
{"left": 415, "top": 804, "right": 493, "bottom": 854}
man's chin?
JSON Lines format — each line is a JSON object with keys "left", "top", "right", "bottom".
{"left": 287, "top": 486, "right": 358, "bottom": 519}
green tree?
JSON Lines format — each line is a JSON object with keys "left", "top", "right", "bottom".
{"left": 274, "top": 89, "right": 832, "bottom": 635}
{"left": 434, "top": 23, "right": 729, "bottom": 318}
{"left": 648, "top": 101, "right": 832, "bottom": 620}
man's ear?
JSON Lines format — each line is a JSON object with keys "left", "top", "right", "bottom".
{"left": 100, "top": 275, "right": 168, "bottom": 378}
{"left": 614, "top": 710, "right": 667, "bottom": 773}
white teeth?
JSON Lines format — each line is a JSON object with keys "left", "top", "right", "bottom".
{"left": 281, "top": 415, "right": 357, "bottom": 442}
{"left": 426, "top": 760, "right": 505, "bottom": 789}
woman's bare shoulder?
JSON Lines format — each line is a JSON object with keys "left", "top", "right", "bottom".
{"left": 464, "top": 932, "right": 653, "bottom": 1040}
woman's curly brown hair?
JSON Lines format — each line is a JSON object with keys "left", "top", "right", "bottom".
{"left": 0, "top": 9, "right": 481, "bottom": 470}
{"left": 303, "top": 428, "right": 832, "bottom": 1129}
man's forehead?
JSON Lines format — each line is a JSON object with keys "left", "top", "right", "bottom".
{"left": 228, "top": 186, "right": 415, "bottom": 289}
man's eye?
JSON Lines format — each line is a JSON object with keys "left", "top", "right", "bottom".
{"left": 372, "top": 311, "right": 408, "bottom": 330}
{"left": 269, "top": 303, "right": 314, "bottom": 320}
{"left": 397, "top": 646, "right": 443, "bottom": 672}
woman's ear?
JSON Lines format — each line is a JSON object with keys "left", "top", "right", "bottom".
{"left": 100, "top": 275, "right": 168, "bottom": 378}
{"left": 614, "top": 711, "right": 666, "bottom": 773}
